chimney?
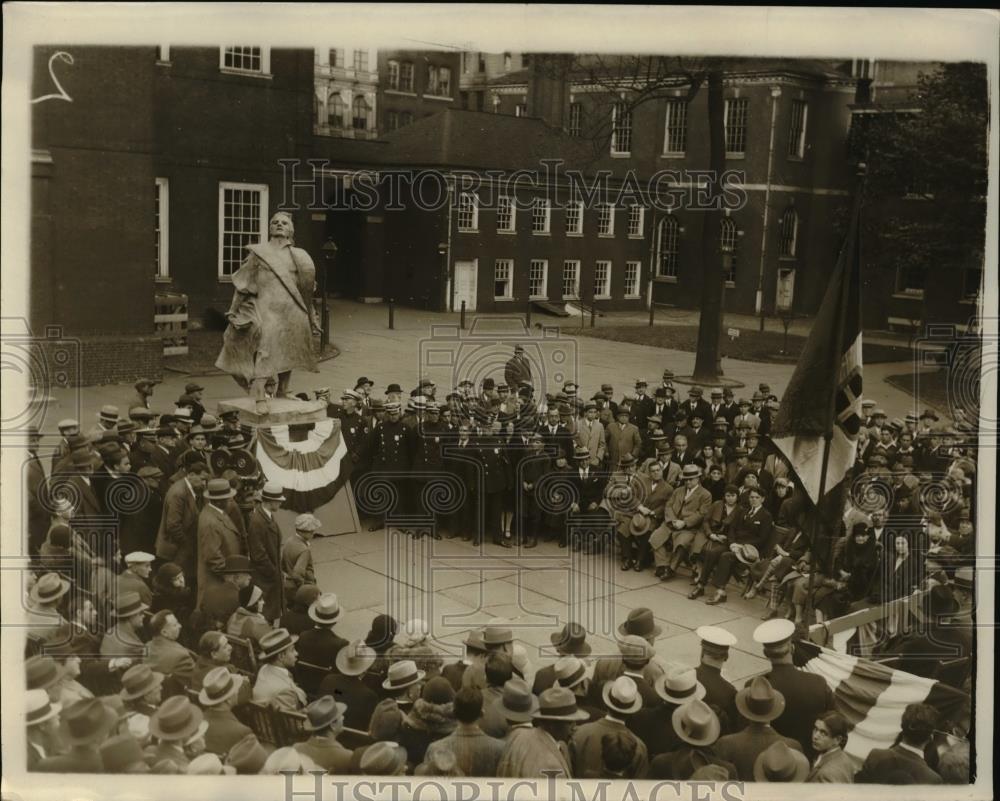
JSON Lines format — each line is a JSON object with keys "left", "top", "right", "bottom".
{"left": 527, "top": 53, "right": 572, "bottom": 130}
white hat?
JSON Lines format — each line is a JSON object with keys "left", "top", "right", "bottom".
{"left": 124, "top": 551, "right": 155, "bottom": 564}
{"left": 57, "top": 418, "right": 79, "bottom": 430}
{"left": 753, "top": 618, "right": 796, "bottom": 647}
{"left": 696, "top": 625, "right": 738, "bottom": 649}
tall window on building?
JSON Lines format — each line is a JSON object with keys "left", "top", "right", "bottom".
{"left": 663, "top": 99, "right": 688, "bottom": 154}
{"left": 566, "top": 200, "right": 583, "bottom": 235}
{"left": 400, "top": 62, "right": 414, "bottom": 92}
{"left": 611, "top": 102, "right": 632, "bottom": 155}
{"left": 497, "top": 195, "right": 515, "bottom": 232}
{"left": 437, "top": 66, "right": 451, "bottom": 96}
{"left": 352, "top": 96, "right": 371, "bottom": 130}
{"left": 400, "top": 111, "right": 414, "bottom": 127}
{"left": 788, "top": 100, "right": 808, "bottom": 158}
{"left": 457, "top": 193, "right": 478, "bottom": 232}
{"left": 515, "top": 102, "right": 527, "bottom": 117}
{"left": 562, "top": 260, "right": 580, "bottom": 298}
{"left": 504, "top": 52, "right": 512, "bottom": 71}
{"left": 221, "top": 47, "right": 268, "bottom": 74}
{"left": 895, "top": 264, "right": 925, "bottom": 296}
{"left": 529, "top": 260, "right": 548, "bottom": 298}
{"left": 353, "top": 49, "right": 369, "bottom": 72}
{"left": 594, "top": 260, "right": 612, "bottom": 298}
{"left": 720, "top": 217, "right": 738, "bottom": 285}
{"left": 328, "top": 49, "right": 342, "bottom": 68}
{"left": 624, "top": 261, "right": 641, "bottom": 297}
{"left": 656, "top": 216, "right": 679, "bottom": 279}
{"left": 627, "top": 206, "right": 644, "bottom": 237}
{"left": 568, "top": 103, "right": 582, "bottom": 137}
{"left": 387, "top": 60, "right": 400, "bottom": 90}
{"left": 386, "top": 110, "right": 399, "bottom": 132}
{"left": 724, "top": 97, "right": 749, "bottom": 156}
{"left": 155, "top": 178, "right": 169, "bottom": 279}
{"left": 218, "top": 182, "right": 268, "bottom": 279}
{"left": 778, "top": 208, "right": 798, "bottom": 258}
{"left": 327, "top": 93, "right": 345, "bottom": 128}
{"left": 478, "top": 53, "right": 486, "bottom": 72}
{"left": 597, "top": 204, "right": 614, "bottom": 236}
{"left": 494, "top": 259, "right": 513, "bottom": 299}
{"left": 532, "top": 198, "right": 551, "bottom": 234}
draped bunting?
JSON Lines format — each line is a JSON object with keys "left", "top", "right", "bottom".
{"left": 255, "top": 420, "right": 347, "bottom": 512}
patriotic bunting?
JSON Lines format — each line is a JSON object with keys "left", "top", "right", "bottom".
{"left": 255, "top": 418, "right": 348, "bottom": 512}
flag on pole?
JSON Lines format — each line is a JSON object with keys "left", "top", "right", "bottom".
{"left": 796, "top": 639, "right": 969, "bottom": 766}
{"left": 771, "top": 197, "right": 863, "bottom": 509}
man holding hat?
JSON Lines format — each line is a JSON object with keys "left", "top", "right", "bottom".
{"left": 294, "top": 695, "right": 352, "bottom": 772}
{"left": 754, "top": 618, "right": 832, "bottom": 753}
{"left": 247, "top": 481, "right": 286, "bottom": 622}
{"left": 570, "top": 676, "right": 649, "bottom": 778}
{"left": 282, "top": 513, "right": 320, "bottom": 593}
{"left": 37, "top": 697, "right": 118, "bottom": 773}
{"left": 195, "top": 478, "right": 246, "bottom": 611}
{"left": 320, "top": 640, "right": 379, "bottom": 730}
{"left": 649, "top": 463, "right": 712, "bottom": 580}
{"left": 497, "top": 685, "right": 587, "bottom": 778}
{"left": 254, "top": 628, "right": 307, "bottom": 711}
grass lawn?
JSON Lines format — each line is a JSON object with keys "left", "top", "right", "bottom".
{"left": 885, "top": 369, "right": 958, "bottom": 412}
{"left": 565, "top": 324, "right": 914, "bottom": 364}
{"left": 165, "top": 329, "right": 338, "bottom": 376}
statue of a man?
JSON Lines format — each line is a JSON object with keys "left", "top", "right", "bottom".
{"left": 215, "top": 212, "right": 321, "bottom": 403}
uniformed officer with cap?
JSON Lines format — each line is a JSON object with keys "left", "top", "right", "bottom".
{"left": 695, "top": 625, "right": 739, "bottom": 733}
{"left": 630, "top": 379, "right": 654, "bottom": 430}
{"left": 368, "top": 400, "right": 411, "bottom": 533}
{"left": 752, "top": 618, "right": 833, "bottom": 754}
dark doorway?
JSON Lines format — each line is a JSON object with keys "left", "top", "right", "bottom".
{"left": 325, "top": 199, "right": 365, "bottom": 299}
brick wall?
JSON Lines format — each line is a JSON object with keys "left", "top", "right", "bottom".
{"left": 76, "top": 335, "right": 163, "bottom": 386}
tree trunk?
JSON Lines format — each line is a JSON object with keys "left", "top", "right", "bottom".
{"left": 692, "top": 70, "right": 726, "bottom": 382}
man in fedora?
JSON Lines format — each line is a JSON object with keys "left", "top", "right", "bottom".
{"left": 25, "top": 572, "right": 72, "bottom": 644}
{"left": 634, "top": 666, "right": 705, "bottom": 756}
{"left": 505, "top": 345, "right": 532, "bottom": 393}
{"left": 201, "top": 553, "right": 253, "bottom": 631}
{"left": 694, "top": 626, "right": 739, "bottom": 733}
{"left": 246, "top": 480, "right": 286, "bottom": 623}
{"left": 570, "top": 676, "right": 648, "bottom": 778}
{"left": 254, "top": 628, "right": 307, "bottom": 711}
{"left": 296, "top": 593, "right": 349, "bottom": 688}
{"left": 198, "top": 666, "right": 252, "bottom": 756}
{"left": 118, "top": 663, "right": 165, "bottom": 738}
{"left": 495, "top": 676, "right": 539, "bottom": 742}
{"left": 713, "top": 676, "right": 803, "bottom": 780}
{"left": 294, "top": 695, "right": 352, "bottom": 772}
{"left": 754, "top": 618, "right": 832, "bottom": 753}
{"left": 26, "top": 689, "right": 63, "bottom": 769}
{"left": 381, "top": 659, "right": 426, "bottom": 706}
{"left": 605, "top": 406, "right": 642, "bottom": 475}
{"left": 359, "top": 740, "right": 408, "bottom": 776}
{"left": 100, "top": 591, "right": 148, "bottom": 658}
{"left": 754, "top": 740, "right": 810, "bottom": 782}
{"left": 147, "top": 695, "right": 206, "bottom": 771}
{"left": 282, "top": 513, "right": 320, "bottom": 594}
{"left": 533, "top": 622, "right": 591, "bottom": 695}
{"left": 649, "top": 463, "right": 711, "bottom": 581}
{"left": 131, "top": 378, "right": 160, "bottom": 411}
{"left": 320, "top": 640, "right": 379, "bottom": 731}
{"left": 155, "top": 457, "right": 208, "bottom": 580}
{"left": 497, "top": 685, "right": 588, "bottom": 778}
{"left": 195, "top": 477, "right": 246, "bottom": 611}
{"left": 440, "top": 629, "right": 487, "bottom": 692}
{"left": 87, "top": 404, "right": 121, "bottom": 443}
{"left": 38, "top": 697, "right": 118, "bottom": 772}
{"left": 648, "top": 698, "right": 736, "bottom": 779}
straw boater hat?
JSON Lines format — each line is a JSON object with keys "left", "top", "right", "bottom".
{"left": 533, "top": 686, "right": 590, "bottom": 721}
{"left": 553, "top": 656, "right": 588, "bottom": 690}
{"left": 260, "top": 481, "right": 286, "bottom": 503}
{"left": 602, "top": 676, "right": 643, "bottom": 716}
{"left": 382, "top": 660, "right": 425, "bottom": 691}
{"left": 203, "top": 477, "right": 236, "bottom": 501}
{"left": 257, "top": 628, "right": 299, "bottom": 662}
{"left": 308, "top": 593, "right": 343, "bottom": 625}
{"left": 680, "top": 463, "right": 702, "bottom": 480}
{"left": 734, "top": 676, "right": 785, "bottom": 723}
{"left": 672, "top": 698, "right": 721, "bottom": 747}
{"left": 26, "top": 689, "right": 61, "bottom": 727}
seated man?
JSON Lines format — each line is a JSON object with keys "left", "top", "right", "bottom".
{"left": 648, "top": 464, "right": 712, "bottom": 581}
{"left": 253, "top": 628, "right": 307, "bottom": 711}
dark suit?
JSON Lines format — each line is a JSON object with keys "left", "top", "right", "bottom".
{"left": 532, "top": 664, "right": 557, "bottom": 695}
{"left": 26, "top": 451, "right": 49, "bottom": 557}
{"left": 156, "top": 477, "right": 201, "bottom": 577}
{"left": 648, "top": 746, "right": 738, "bottom": 780}
{"left": 203, "top": 706, "right": 253, "bottom": 756}
{"left": 679, "top": 399, "right": 713, "bottom": 426}
{"left": 297, "top": 626, "right": 349, "bottom": 678}
{"left": 763, "top": 662, "right": 833, "bottom": 754}
{"left": 855, "top": 744, "right": 942, "bottom": 784}
{"left": 37, "top": 745, "right": 105, "bottom": 773}
{"left": 714, "top": 722, "right": 803, "bottom": 781}
{"left": 539, "top": 423, "right": 573, "bottom": 460}
{"left": 629, "top": 394, "right": 655, "bottom": 430}
{"left": 696, "top": 663, "right": 738, "bottom": 733}
{"left": 319, "top": 672, "right": 380, "bottom": 732}
{"left": 504, "top": 355, "right": 532, "bottom": 392}
{"left": 196, "top": 503, "right": 245, "bottom": 610}
{"left": 246, "top": 506, "right": 284, "bottom": 622}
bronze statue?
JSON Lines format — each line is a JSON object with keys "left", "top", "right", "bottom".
{"left": 215, "top": 212, "right": 321, "bottom": 406}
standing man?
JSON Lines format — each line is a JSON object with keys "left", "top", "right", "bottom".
{"left": 196, "top": 478, "right": 246, "bottom": 611}
{"left": 247, "top": 481, "right": 286, "bottom": 623}
{"left": 51, "top": 419, "right": 81, "bottom": 473}
{"left": 369, "top": 400, "right": 410, "bottom": 532}
{"left": 539, "top": 406, "right": 573, "bottom": 461}
{"left": 575, "top": 402, "right": 606, "bottom": 469}
{"left": 606, "top": 407, "right": 642, "bottom": 471}
{"left": 156, "top": 461, "right": 209, "bottom": 583}
{"left": 694, "top": 626, "right": 739, "bottom": 733}
{"left": 185, "top": 382, "right": 207, "bottom": 424}
{"left": 26, "top": 425, "right": 49, "bottom": 559}
{"left": 282, "top": 514, "right": 321, "bottom": 594}
{"left": 504, "top": 345, "right": 532, "bottom": 392}
{"left": 131, "top": 378, "right": 160, "bottom": 411}
{"left": 629, "top": 380, "right": 655, "bottom": 431}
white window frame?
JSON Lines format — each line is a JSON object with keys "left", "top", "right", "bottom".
{"left": 157, "top": 45, "right": 171, "bottom": 64}
{"left": 597, "top": 204, "right": 615, "bottom": 237}
{"left": 155, "top": 177, "right": 169, "bottom": 280}
{"left": 788, "top": 100, "right": 808, "bottom": 159}
{"left": 436, "top": 66, "right": 452, "bottom": 97}
{"left": 656, "top": 215, "right": 679, "bottom": 281}
{"left": 594, "top": 260, "right": 612, "bottom": 299}
{"left": 220, "top": 47, "right": 270, "bottom": 76}
{"left": 497, "top": 195, "right": 516, "bottom": 233}
{"left": 568, "top": 102, "right": 582, "bottom": 137}
{"left": 352, "top": 95, "right": 373, "bottom": 131}
{"left": 327, "top": 91, "right": 346, "bottom": 129}
{"left": 624, "top": 261, "right": 641, "bottom": 298}
{"left": 531, "top": 197, "right": 551, "bottom": 234}
{"left": 611, "top": 101, "right": 632, "bottom": 156}
{"left": 387, "top": 60, "right": 400, "bottom": 90}
{"left": 494, "top": 259, "right": 514, "bottom": 300}
{"left": 627, "top": 205, "right": 645, "bottom": 238}
{"left": 778, "top": 208, "right": 798, "bottom": 258}
{"left": 662, "top": 99, "right": 688, "bottom": 155}
{"left": 218, "top": 181, "right": 269, "bottom": 280}
{"left": 529, "top": 259, "right": 549, "bottom": 299}
{"left": 565, "top": 200, "right": 584, "bottom": 236}
{"left": 724, "top": 97, "right": 749, "bottom": 157}
{"left": 457, "top": 192, "right": 479, "bottom": 232}
{"left": 720, "top": 217, "right": 738, "bottom": 287}
{"left": 515, "top": 102, "right": 527, "bottom": 117}
{"left": 352, "top": 49, "right": 369, "bottom": 73}
{"left": 400, "top": 62, "right": 414, "bottom": 92}
{"left": 562, "top": 260, "right": 580, "bottom": 299}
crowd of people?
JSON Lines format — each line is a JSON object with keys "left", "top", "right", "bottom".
{"left": 20, "top": 353, "right": 977, "bottom": 780}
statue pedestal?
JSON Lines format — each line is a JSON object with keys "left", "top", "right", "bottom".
{"left": 217, "top": 397, "right": 327, "bottom": 428}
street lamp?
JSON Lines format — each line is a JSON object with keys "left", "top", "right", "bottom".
{"left": 321, "top": 238, "right": 337, "bottom": 348}
{"left": 438, "top": 242, "right": 449, "bottom": 311}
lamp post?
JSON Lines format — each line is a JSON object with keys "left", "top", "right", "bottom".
{"left": 438, "top": 242, "right": 449, "bottom": 312}
{"left": 321, "top": 238, "right": 337, "bottom": 349}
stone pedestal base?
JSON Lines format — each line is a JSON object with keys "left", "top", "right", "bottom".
{"left": 216, "top": 397, "right": 328, "bottom": 427}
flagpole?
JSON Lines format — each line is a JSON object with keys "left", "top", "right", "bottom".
{"left": 804, "top": 164, "right": 866, "bottom": 626}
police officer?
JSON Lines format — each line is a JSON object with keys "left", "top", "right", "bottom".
{"left": 369, "top": 401, "right": 410, "bottom": 533}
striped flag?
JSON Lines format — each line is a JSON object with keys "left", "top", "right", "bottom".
{"left": 796, "top": 639, "right": 968, "bottom": 765}
{"left": 255, "top": 418, "right": 348, "bottom": 512}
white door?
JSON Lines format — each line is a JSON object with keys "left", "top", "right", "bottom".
{"left": 454, "top": 260, "right": 478, "bottom": 311}
{"left": 776, "top": 267, "right": 796, "bottom": 312}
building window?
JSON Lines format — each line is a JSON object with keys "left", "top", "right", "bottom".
{"left": 627, "top": 206, "right": 644, "bottom": 237}
{"left": 624, "top": 261, "right": 641, "bottom": 298}
{"left": 895, "top": 264, "right": 925, "bottom": 296}
{"left": 353, "top": 49, "right": 369, "bottom": 72}
{"left": 387, "top": 60, "right": 400, "bottom": 90}
{"left": 568, "top": 103, "right": 582, "bottom": 137}
{"left": 529, "top": 260, "right": 548, "bottom": 299}
{"left": 724, "top": 97, "right": 749, "bottom": 156}
{"left": 522, "top": 54, "right": 531, "bottom": 68}
{"left": 352, "top": 96, "right": 371, "bottom": 130}
{"left": 597, "top": 204, "right": 614, "bottom": 236}
{"left": 478, "top": 53, "right": 486, "bottom": 73}
{"left": 663, "top": 99, "right": 688, "bottom": 154}
{"left": 566, "top": 201, "right": 583, "bottom": 235}
{"left": 221, "top": 47, "right": 269, "bottom": 74}
{"left": 426, "top": 65, "right": 451, "bottom": 96}
{"left": 157, "top": 45, "right": 171, "bottom": 63}
{"left": 494, "top": 259, "right": 513, "bottom": 299}
{"left": 594, "top": 260, "right": 612, "bottom": 299}
{"left": 611, "top": 102, "right": 632, "bottom": 155}
{"left": 963, "top": 267, "right": 982, "bottom": 301}
{"left": 504, "top": 52, "right": 512, "bottom": 71}
{"left": 218, "top": 182, "right": 268, "bottom": 279}
{"left": 328, "top": 49, "right": 342, "bottom": 68}
{"left": 562, "top": 260, "right": 580, "bottom": 298}
{"left": 720, "top": 217, "right": 738, "bottom": 285}
{"left": 497, "top": 195, "right": 515, "bottom": 232}
{"left": 515, "top": 102, "right": 527, "bottom": 117}
{"left": 457, "top": 193, "right": 478, "bottom": 232}
{"left": 386, "top": 110, "right": 399, "bottom": 132}
{"left": 328, "top": 93, "right": 345, "bottom": 128}
{"left": 788, "top": 100, "right": 808, "bottom": 158}
{"left": 532, "top": 198, "right": 551, "bottom": 234}
{"left": 778, "top": 207, "right": 798, "bottom": 258}
{"left": 155, "top": 178, "right": 169, "bottom": 279}
{"left": 400, "top": 62, "right": 414, "bottom": 92}
{"left": 400, "top": 111, "right": 414, "bottom": 127}
{"left": 656, "top": 216, "right": 679, "bottom": 279}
